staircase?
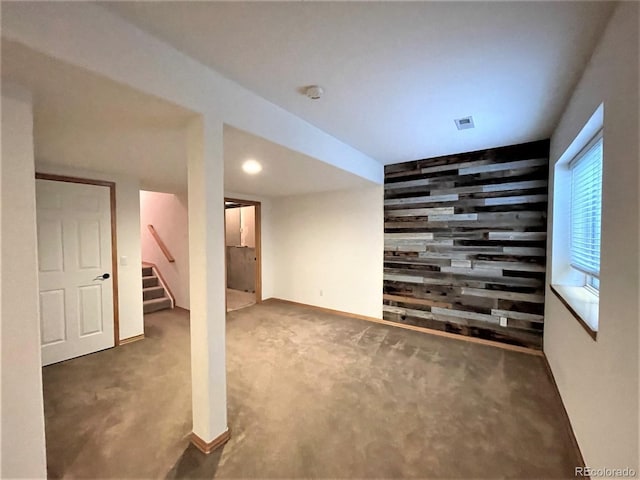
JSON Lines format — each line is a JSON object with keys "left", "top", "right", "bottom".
{"left": 142, "top": 265, "right": 173, "bottom": 314}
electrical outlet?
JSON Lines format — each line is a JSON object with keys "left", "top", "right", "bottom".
{"left": 319, "top": 289, "right": 323, "bottom": 297}
{"left": 499, "top": 317, "right": 508, "bottom": 327}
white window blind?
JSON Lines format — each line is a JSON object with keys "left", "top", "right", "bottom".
{"left": 570, "top": 133, "right": 603, "bottom": 279}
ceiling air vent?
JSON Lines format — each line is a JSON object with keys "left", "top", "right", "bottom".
{"left": 454, "top": 116, "right": 475, "bottom": 130}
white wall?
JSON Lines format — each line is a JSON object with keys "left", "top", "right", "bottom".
{"left": 140, "top": 190, "right": 190, "bottom": 309}
{"left": 1, "top": 84, "right": 47, "bottom": 478}
{"left": 224, "top": 206, "right": 255, "bottom": 248}
{"left": 37, "top": 123, "right": 190, "bottom": 194}
{"left": 224, "top": 208, "right": 241, "bottom": 247}
{"left": 271, "top": 186, "right": 384, "bottom": 318}
{"left": 36, "top": 163, "right": 144, "bottom": 341}
{"left": 545, "top": 2, "right": 639, "bottom": 471}
{"left": 240, "top": 206, "right": 255, "bottom": 248}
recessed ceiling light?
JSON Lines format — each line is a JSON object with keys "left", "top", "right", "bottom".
{"left": 454, "top": 116, "right": 475, "bottom": 130}
{"left": 242, "top": 159, "right": 262, "bottom": 175}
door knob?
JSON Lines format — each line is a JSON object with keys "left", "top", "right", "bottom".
{"left": 94, "top": 273, "right": 110, "bottom": 281}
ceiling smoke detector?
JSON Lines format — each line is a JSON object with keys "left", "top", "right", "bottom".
{"left": 305, "top": 85, "right": 324, "bottom": 100}
{"left": 454, "top": 116, "right": 475, "bottom": 130}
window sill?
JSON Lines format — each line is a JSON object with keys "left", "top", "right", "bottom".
{"left": 550, "top": 284, "right": 598, "bottom": 341}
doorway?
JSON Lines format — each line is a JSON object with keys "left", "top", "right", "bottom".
{"left": 139, "top": 190, "right": 190, "bottom": 314}
{"left": 224, "top": 198, "right": 261, "bottom": 312}
{"left": 35, "top": 173, "right": 119, "bottom": 365}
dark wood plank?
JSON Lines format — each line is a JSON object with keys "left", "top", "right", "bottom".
{"left": 382, "top": 139, "right": 549, "bottom": 349}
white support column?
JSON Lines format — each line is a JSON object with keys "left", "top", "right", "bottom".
{"left": 187, "top": 116, "right": 229, "bottom": 452}
{"left": 0, "top": 84, "right": 47, "bottom": 477}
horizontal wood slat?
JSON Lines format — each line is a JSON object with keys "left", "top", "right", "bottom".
{"left": 383, "top": 140, "right": 549, "bottom": 349}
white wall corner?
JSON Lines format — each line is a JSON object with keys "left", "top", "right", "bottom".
{"left": 187, "top": 116, "right": 228, "bottom": 442}
{"left": 1, "top": 83, "right": 48, "bottom": 478}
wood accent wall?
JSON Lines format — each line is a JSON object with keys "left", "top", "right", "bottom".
{"left": 383, "top": 140, "right": 549, "bottom": 349}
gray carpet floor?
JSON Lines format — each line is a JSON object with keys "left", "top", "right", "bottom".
{"left": 43, "top": 301, "right": 580, "bottom": 479}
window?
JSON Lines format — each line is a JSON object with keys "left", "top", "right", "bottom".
{"left": 550, "top": 104, "right": 603, "bottom": 340}
{"left": 569, "top": 131, "right": 603, "bottom": 292}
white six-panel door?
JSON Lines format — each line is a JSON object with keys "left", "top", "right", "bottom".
{"left": 36, "top": 179, "right": 115, "bottom": 366}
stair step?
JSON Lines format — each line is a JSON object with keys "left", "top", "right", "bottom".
{"left": 143, "top": 285, "right": 165, "bottom": 301}
{"left": 143, "top": 297, "right": 172, "bottom": 314}
{"left": 142, "top": 275, "right": 159, "bottom": 288}
{"left": 141, "top": 264, "right": 172, "bottom": 313}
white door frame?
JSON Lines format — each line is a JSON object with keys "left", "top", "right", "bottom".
{"left": 36, "top": 172, "right": 120, "bottom": 346}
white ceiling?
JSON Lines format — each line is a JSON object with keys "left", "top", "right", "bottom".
{"left": 103, "top": 1, "right": 615, "bottom": 165}
{"left": 1, "top": 41, "right": 193, "bottom": 131}
{"left": 223, "top": 125, "right": 372, "bottom": 197}
{"left": 1, "top": 40, "right": 373, "bottom": 196}
{"left": 2, "top": 40, "right": 194, "bottom": 192}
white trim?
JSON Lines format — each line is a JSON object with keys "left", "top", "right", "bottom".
{"left": 568, "top": 129, "right": 603, "bottom": 170}
{"left": 551, "top": 284, "right": 599, "bottom": 334}
{"left": 150, "top": 264, "right": 175, "bottom": 309}
{"left": 556, "top": 103, "right": 604, "bottom": 168}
